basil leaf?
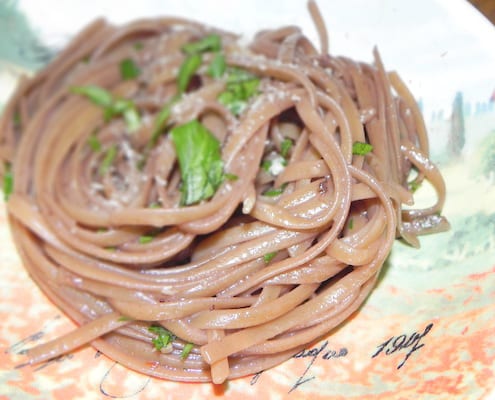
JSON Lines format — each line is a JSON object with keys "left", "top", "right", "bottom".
{"left": 181, "top": 343, "right": 194, "bottom": 359}
{"left": 208, "top": 52, "right": 226, "bottom": 78}
{"left": 3, "top": 163, "right": 13, "bottom": 201}
{"left": 178, "top": 53, "right": 202, "bottom": 93}
{"left": 122, "top": 107, "right": 141, "bottom": 132}
{"left": 99, "top": 145, "right": 117, "bottom": 176}
{"left": 352, "top": 141, "right": 373, "bottom": 156}
{"left": 218, "top": 68, "right": 260, "bottom": 115}
{"left": 119, "top": 58, "right": 140, "bottom": 80}
{"left": 170, "top": 120, "right": 224, "bottom": 205}
{"left": 281, "top": 138, "right": 292, "bottom": 158}
{"left": 71, "top": 85, "right": 113, "bottom": 108}
{"left": 148, "top": 325, "right": 176, "bottom": 351}
{"left": 262, "top": 183, "right": 287, "bottom": 197}
{"left": 182, "top": 34, "right": 221, "bottom": 55}
{"left": 263, "top": 252, "right": 277, "bottom": 263}
{"left": 87, "top": 132, "right": 101, "bottom": 152}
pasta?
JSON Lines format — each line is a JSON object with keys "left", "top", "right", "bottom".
{"left": 0, "top": 1, "right": 449, "bottom": 383}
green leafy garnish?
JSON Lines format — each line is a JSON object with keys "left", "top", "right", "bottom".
{"left": 71, "top": 85, "right": 113, "bottom": 108}
{"left": 3, "top": 163, "right": 13, "bottom": 201}
{"left": 133, "top": 42, "right": 144, "bottom": 51}
{"left": 178, "top": 53, "right": 202, "bottom": 93}
{"left": 148, "top": 325, "right": 176, "bottom": 351}
{"left": 281, "top": 138, "right": 292, "bottom": 158}
{"left": 348, "top": 218, "right": 354, "bottom": 230}
{"left": 119, "top": 58, "right": 140, "bottom": 80}
{"left": 261, "top": 160, "right": 272, "bottom": 172}
{"left": 13, "top": 111, "right": 21, "bottom": 128}
{"left": 99, "top": 145, "right": 117, "bottom": 176}
{"left": 208, "top": 52, "right": 226, "bottom": 78}
{"left": 148, "top": 202, "right": 161, "bottom": 209}
{"left": 263, "top": 252, "right": 277, "bottom": 263}
{"left": 181, "top": 343, "right": 194, "bottom": 359}
{"left": 170, "top": 120, "right": 224, "bottom": 205}
{"left": 262, "top": 183, "right": 287, "bottom": 197}
{"left": 117, "top": 316, "right": 133, "bottom": 322}
{"left": 352, "top": 141, "right": 373, "bottom": 156}
{"left": 139, "top": 234, "right": 154, "bottom": 244}
{"left": 149, "top": 95, "right": 181, "bottom": 147}
{"left": 218, "top": 68, "right": 260, "bottom": 115}
{"left": 87, "top": 132, "right": 101, "bottom": 152}
{"left": 182, "top": 34, "right": 222, "bottom": 55}
{"left": 71, "top": 85, "right": 141, "bottom": 132}
{"left": 224, "top": 173, "right": 238, "bottom": 181}
{"left": 409, "top": 180, "right": 422, "bottom": 192}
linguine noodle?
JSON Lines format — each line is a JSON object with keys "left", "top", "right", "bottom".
{"left": 0, "top": 1, "right": 449, "bottom": 383}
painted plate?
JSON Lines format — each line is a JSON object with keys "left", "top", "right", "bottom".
{"left": 0, "top": 1, "right": 494, "bottom": 399}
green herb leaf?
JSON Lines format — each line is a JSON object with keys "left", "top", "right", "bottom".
{"left": 148, "top": 325, "right": 176, "bottom": 351}
{"left": 170, "top": 120, "right": 224, "bottom": 205}
{"left": 87, "top": 132, "right": 102, "bottom": 152}
{"left": 133, "top": 42, "right": 144, "bottom": 51}
{"left": 281, "top": 138, "right": 292, "bottom": 158}
{"left": 261, "top": 160, "right": 272, "bottom": 172}
{"left": 139, "top": 234, "right": 154, "bottom": 244}
{"left": 122, "top": 107, "right": 141, "bottom": 132}
{"left": 13, "top": 111, "right": 21, "bottom": 128}
{"left": 182, "top": 34, "right": 221, "bottom": 55}
{"left": 120, "top": 58, "right": 140, "bottom": 80}
{"left": 72, "top": 86, "right": 141, "bottom": 132}
{"left": 148, "top": 202, "right": 161, "bottom": 208}
{"left": 100, "top": 145, "right": 117, "bottom": 176}
{"left": 262, "top": 183, "right": 287, "bottom": 197}
{"left": 178, "top": 53, "right": 202, "bottom": 93}
{"left": 3, "top": 163, "right": 13, "bottom": 201}
{"left": 263, "top": 251, "right": 277, "bottom": 263}
{"left": 117, "top": 316, "right": 133, "bottom": 322}
{"left": 71, "top": 85, "right": 113, "bottom": 108}
{"left": 149, "top": 95, "right": 181, "bottom": 147}
{"left": 208, "top": 52, "right": 226, "bottom": 78}
{"left": 218, "top": 68, "right": 260, "bottom": 115}
{"left": 348, "top": 218, "right": 354, "bottom": 230}
{"left": 224, "top": 173, "right": 238, "bottom": 181}
{"left": 352, "top": 141, "right": 373, "bottom": 156}
{"left": 181, "top": 343, "right": 194, "bottom": 359}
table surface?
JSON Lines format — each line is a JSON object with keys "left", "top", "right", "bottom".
{"left": 469, "top": 0, "right": 495, "bottom": 23}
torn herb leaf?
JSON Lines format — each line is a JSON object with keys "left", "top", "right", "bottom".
{"left": 182, "top": 34, "right": 221, "bottom": 55}
{"left": 181, "top": 343, "right": 194, "bottom": 359}
{"left": 218, "top": 68, "right": 260, "bottom": 115}
{"left": 71, "top": 85, "right": 113, "bottom": 108}
{"left": 178, "top": 53, "right": 202, "bottom": 93}
{"left": 263, "top": 251, "right": 277, "bottom": 263}
{"left": 120, "top": 58, "right": 140, "bottom": 80}
{"left": 170, "top": 120, "right": 224, "bottom": 206}
{"left": 99, "top": 145, "right": 117, "bottom": 176}
{"left": 352, "top": 141, "right": 373, "bottom": 156}
{"left": 148, "top": 325, "right": 176, "bottom": 351}
{"left": 262, "top": 183, "right": 287, "bottom": 197}
{"left": 3, "top": 163, "right": 13, "bottom": 201}
{"left": 87, "top": 132, "right": 101, "bottom": 152}
{"left": 281, "top": 138, "right": 292, "bottom": 158}
{"left": 208, "top": 52, "right": 226, "bottom": 78}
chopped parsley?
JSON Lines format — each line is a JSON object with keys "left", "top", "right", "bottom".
{"left": 138, "top": 235, "right": 154, "bottom": 244}
{"left": 262, "top": 183, "right": 287, "bottom": 197}
{"left": 181, "top": 34, "right": 221, "bottom": 55}
{"left": 263, "top": 252, "right": 277, "bottom": 263}
{"left": 280, "top": 138, "right": 293, "bottom": 158}
{"left": 3, "top": 163, "right": 13, "bottom": 201}
{"left": 352, "top": 141, "right": 373, "bottom": 156}
{"left": 181, "top": 343, "right": 194, "bottom": 359}
{"left": 117, "top": 316, "right": 133, "bottom": 322}
{"left": 99, "top": 145, "right": 117, "bottom": 176}
{"left": 71, "top": 85, "right": 141, "bottom": 132}
{"left": 148, "top": 325, "right": 176, "bottom": 351}
{"left": 348, "top": 218, "right": 354, "bottom": 230}
{"left": 218, "top": 68, "right": 260, "bottom": 115}
{"left": 170, "top": 120, "right": 224, "bottom": 206}
{"left": 87, "top": 132, "right": 102, "bottom": 152}
{"left": 119, "top": 58, "right": 140, "bottom": 80}
{"left": 13, "top": 110, "right": 21, "bottom": 128}
{"left": 208, "top": 52, "right": 226, "bottom": 78}
{"left": 177, "top": 53, "right": 202, "bottom": 93}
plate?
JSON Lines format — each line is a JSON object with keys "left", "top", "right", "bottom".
{"left": 0, "top": 0, "right": 494, "bottom": 398}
